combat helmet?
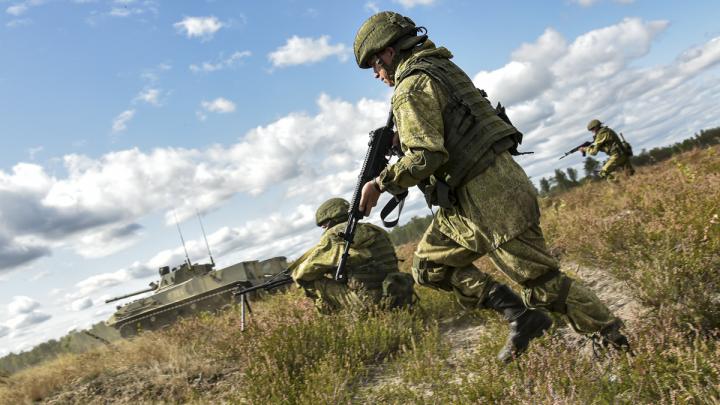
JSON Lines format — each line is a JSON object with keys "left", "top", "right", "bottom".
{"left": 316, "top": 198, "right": 349, "bottom": 227}
{"left": 354, "top": 11, "right": 427, "bottom": 69}
{"left": 587, "top": 119, "right": 602, "bottom": 131}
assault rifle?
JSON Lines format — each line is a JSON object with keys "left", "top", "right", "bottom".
{"left": 334, "top": 111, "right": 407, "bottom": 282}
{"left": 558, "top": 140, "right": 593, "bottom": 160}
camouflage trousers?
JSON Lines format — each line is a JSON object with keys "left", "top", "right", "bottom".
{"left": 411, "top": 220, "right": 619, "bottom": 335}
{"left": 600, "top": 153, "right": 635, "bottom": 180}
{"left": 298, "top": 278, "right": 384, "bottom": 315}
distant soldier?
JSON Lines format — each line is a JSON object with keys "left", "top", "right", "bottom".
{"left": 353, "top": 11, "right": 630, "bottom": 362}
{"left": 581, "top": 119, "right": 635, "bottom": 180}
{"left": 292, "top": 198, "right": 414, "bottom": 314}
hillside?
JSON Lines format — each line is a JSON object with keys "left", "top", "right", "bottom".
{"left": 1, "top": 146, "right": 718, "bottom": 404}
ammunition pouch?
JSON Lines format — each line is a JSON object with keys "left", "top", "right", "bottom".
{"left": 411, "top": 255, "right": 449, "bottom": 288}
{"left": 419, "top": 176, "right": 455, "bottom": 209}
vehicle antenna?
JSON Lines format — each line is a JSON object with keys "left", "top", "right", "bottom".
{"left": 196, "top": 209, "right": 215, "bottom": 266}
{"left": 173, "top": 211, "right": 192, "bottom": 268}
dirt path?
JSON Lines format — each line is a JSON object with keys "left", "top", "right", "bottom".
{"left": 355, "top": 261, "right": 648, "bottom": 401}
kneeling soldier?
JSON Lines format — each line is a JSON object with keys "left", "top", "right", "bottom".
{"left": 292, "top": 198, "right": 414, "bottom": 313}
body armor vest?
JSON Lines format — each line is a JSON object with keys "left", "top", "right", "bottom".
{"left": 597, "top": 127, "right": 626, "bottom": 156}
{"left": 396, "top": 55, "right": 523, "bottom": 189}
{"left": 338, "top": 222, "right": 398, "bottom": 290}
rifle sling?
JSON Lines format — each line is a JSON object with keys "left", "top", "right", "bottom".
{"left": 380, "top": 190, "right": 408, "bottom": 227}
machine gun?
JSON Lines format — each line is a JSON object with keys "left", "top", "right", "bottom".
{"left": 232, "top": 249, "right": 313, "bottom": 330}
{"left": 334, "top": 111, "right": 407, "bottom": 282}
{"left": 559, "top": 140, "right": 593, "bottom": 160}
{"left": 231, "top": 269, "right": 292, "bottom": 331}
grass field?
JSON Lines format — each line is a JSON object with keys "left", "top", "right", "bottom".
{"left": 1, "top": 146, "right": 718, "bottom": 404}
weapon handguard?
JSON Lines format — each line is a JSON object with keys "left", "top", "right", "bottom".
{"left": 335, "top": 111, "right": 404, "bottom": 282}
{"left": 559, "top": 140, "right": 593, "bottom": 160}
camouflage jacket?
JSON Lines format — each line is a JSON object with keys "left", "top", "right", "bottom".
{"left": 291, "top": 221, "right": 398, "bottom": 289}
{"left": 587, "top": 126, "right": 624, "bottom": 156}
{"left": 378, "top": 41, "right": 540, "bottom": 250}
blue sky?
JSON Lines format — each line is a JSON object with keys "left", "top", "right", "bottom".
{"left": 1, "top": 0, "right": 719, "bottom": 354}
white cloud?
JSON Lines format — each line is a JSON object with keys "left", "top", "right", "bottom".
{"left": 109, "top": 7, "right": 131, "bottom": 17}
{"left": 27, "top": 146, "right": 43, "bottom": 160}
{"left": 469, "top": 18, "right": 720, "bottom": 182}
{"left": 106, "top": 0, "right": 157, "bottom": 18}
{"left": 135, "top": 88, "right": 161, "bottom": 106}
{"left": 70, "top": 297, "right": 93, "bottom": 311}
{"left": 30, "top": 270, "right": 50, "bottom": 281}
{"left": 72, "top": 261, "right": 153, "bottom": 298}
{"left": 5, "top": 311, "right": 51, "bottom": 329}
{"left": 174, "top": 16, "right": 224, "bottom": 40}
{"left": 76, "top": 223, "right": 143, "bottom": 257}
{"left": 365, "top": 2, "right": 380, "bottom": 13}
{"left": 268, "top": 35, "right": 349, "bottom": 68}
{"left": 71, "top": 203, "right": 319, "bottom": 298}
{"left": 394, "top": 0, "right": 436, "bottom": 8}
{"left": 7, "top": 296, "right": 40, "bottom": 315}
{"left": 571, "top": 0, "right": 635, "bottom": 6}
{"left": 6, "top": 4, "right": 28, "bottom": 16}
{"left": 190, "top": 51, "right": 251, "bottom": 73}
{"left": 1, "top": 93, "right": 389, "bottom": 273}
{"left": 111, "top": 109, "right": 135, "bottom": 133}
{"left": 201, "top": 98, "right": 236, "bottom": 113}
{"left": 0, "top": 232, "right": 50, "bottom": 269}
{"left": 5, "top": 16, "right": 720, "bottom": 279}
{"left": 3, "top": 296, "right": 51, "bottom": 331}
{"left": 141, "top": 63, "right": 172, "bottom": 83}
{"left": 0, "top": 325, "right": 9, "bottom": 338}
{"left": 6, "top": 18, "right": 31, "bottom": 28}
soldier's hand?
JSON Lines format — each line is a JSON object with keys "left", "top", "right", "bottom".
{"left": 579, "top": 147, "right": 586, "bottom": 153}
{"left": 359, "top": 178, "right": 382, "bottom": 216}
{"left": 392, "top": 131, "right": 400, "bottom": 148}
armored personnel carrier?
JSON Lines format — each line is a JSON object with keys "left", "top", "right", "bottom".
{"left": 105, "top": 257, "right": 287, "bottom": 337}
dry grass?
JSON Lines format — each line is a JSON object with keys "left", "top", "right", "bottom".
{"left": 542, "top": 146, "right": 720, "bottom": 330}
{"left": 1, "top": 146, "right": 718, "bottom": 404}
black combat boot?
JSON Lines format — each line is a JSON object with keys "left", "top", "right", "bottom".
{"left": 483, "top": 283, "right": 553, "bottom": 363}
{"left": 598, "top": 320, "right": 632, "bottom": 354}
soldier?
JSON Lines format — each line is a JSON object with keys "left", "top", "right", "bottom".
{"left": 354, "top": 11, "right": 630, "bottom": 362}
{"left": 292, "top": 198, "right": 413, "bottom": 314}
{"left": 581, "top": 119, "right": 635, "bottom": 180}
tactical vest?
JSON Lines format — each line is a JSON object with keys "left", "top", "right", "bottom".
{"left": 598, "top": 127, "right": 625, "bottom": 156}
{"left": 395, "top": 55, "right": 523, "bottom": 190}
{"left": 339, "top": 222, "right": 398, "bottom": 290}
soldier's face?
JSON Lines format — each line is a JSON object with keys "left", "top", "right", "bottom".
{"left": 372, "top": 48, "right": 395, "bottom": 87}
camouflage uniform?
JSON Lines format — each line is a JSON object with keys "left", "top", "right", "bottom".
{"left": 586, "top": 125, "right": 635, "bottom": 180}
{"left": 367, "top": 28, "right": 623, "bottom": 338}
{"left": 292, "top": 200, "right": 399, "bottom": 314}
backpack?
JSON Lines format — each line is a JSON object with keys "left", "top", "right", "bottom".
{"left": 619, "top": 133, "right": 634, "bottom": 156}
